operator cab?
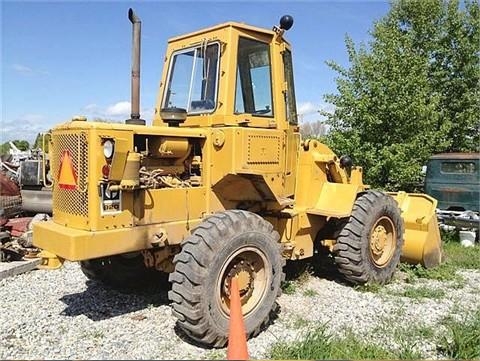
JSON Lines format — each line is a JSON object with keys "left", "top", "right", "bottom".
{"left": 153, "top": 17, "right": 297, "bottom": 130}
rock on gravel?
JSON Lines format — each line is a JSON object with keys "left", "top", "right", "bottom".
{"left": 1, "top": 261, "right": 479, "bottom": 359}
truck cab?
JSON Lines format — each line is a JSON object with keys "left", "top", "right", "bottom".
{"left": 425, "top": 153, "right": 480, "bottom": 212}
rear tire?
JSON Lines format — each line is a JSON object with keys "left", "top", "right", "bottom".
{"left": 333, "top": 190, "right": 404, "bottom": 284}
{"left": 168, "top": 210, "right": 285, "bottom": 347}
{"left": 80, "top": 252, "right": 167, "bottom": 289}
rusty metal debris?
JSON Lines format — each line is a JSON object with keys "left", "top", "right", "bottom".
{"left": 1, "top": 143, "right": 52, "bottom": 264}
{"left": 0, "top": 179, "right": 44, "bottom": 262}
{"left": 0, "top": 215, "right": 46, "bottom": 262}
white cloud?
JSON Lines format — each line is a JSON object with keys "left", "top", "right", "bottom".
{"left": 297, "top": 100, "right": 336, "bottom": 123}
{"left": 81, "top": 101, "right": 153, "bottom": 122}
{"left": 12, "top": 63, "right": 33, "bottom": 75}
{"left": 297, "top": 101, "right": 318, "bottom": 116}
{"left": 106, "top": 101, "right": 131, "bottom": 117}
{"left": 318, "top": 102, "right": 336, "bottom": 116}
{"left": 1, "top": 102, "right": 154, "bottom": 145}
{"left": 1, "top": 114, "right": 52, "bottom": 144}
{"left": 84, "top": 103, "right": 98, "bottom": 111}
{"left": 11, "top": 63, "right": 49, "bottom": 76}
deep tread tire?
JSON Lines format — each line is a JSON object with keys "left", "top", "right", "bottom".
{"left": 168, "top": 210, "right": 285, "bottom": 348}
{"left": 80, "top": 252, "right": 167, "bottom": 289}
{"left": 333, "top": 190, "right": 404, "bottom": 285}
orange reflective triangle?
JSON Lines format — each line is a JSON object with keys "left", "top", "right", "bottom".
{"left": 58, "top": 150, "right": 77, "bottom": 190}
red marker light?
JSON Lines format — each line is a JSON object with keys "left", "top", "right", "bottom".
{"left": 102, "top": 164, "right": 110, "bottom": 178}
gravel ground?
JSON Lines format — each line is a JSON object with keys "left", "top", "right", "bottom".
{"left": 1, "top": 261, "right": 479, "bottom": 360}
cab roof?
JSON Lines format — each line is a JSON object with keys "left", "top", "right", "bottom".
{"left": 430, "top": 152, "right": 480, "bottom": 160}
{"left": 168, "top": 21, "right": 278, "bottom": 43}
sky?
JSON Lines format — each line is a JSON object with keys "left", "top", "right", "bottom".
{"left": 1, "top": 0, "right": 390, "bottom": 144}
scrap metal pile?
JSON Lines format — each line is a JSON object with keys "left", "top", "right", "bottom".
{"left": 1, "top": 142, "right": 50, "bottom": 262}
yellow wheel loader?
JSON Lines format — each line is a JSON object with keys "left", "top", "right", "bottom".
{"left": 33, "top": 9, "right": 442, "bottom": 347}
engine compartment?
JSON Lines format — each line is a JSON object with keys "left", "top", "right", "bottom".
{"left": 134, "top": 135, "right": 203, "bottom": 189}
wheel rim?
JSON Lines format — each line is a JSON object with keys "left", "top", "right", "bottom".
{"left": 369, "top": 216, "right": 396, "bottom": 267}
{"left": 216, "top": 246, "right": 271, "bottom": 317}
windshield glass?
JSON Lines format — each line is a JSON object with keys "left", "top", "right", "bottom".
{"left": 163, "top": 42, "right": 220, "bottom": 114}
{"left": 235, "top": 37, "right": 273, "bottom": 116}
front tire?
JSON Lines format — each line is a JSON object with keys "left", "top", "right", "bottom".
{"left": 333, "top": 191, "right": 404, "bottom": 285}
{"left": 168, "top": 210, "right": 285, "bottom": 348}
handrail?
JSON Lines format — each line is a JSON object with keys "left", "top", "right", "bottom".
{"left": 42, "top": 132, "right": 53, "bottom": 189}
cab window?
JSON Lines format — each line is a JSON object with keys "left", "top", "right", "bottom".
{"left": 283, "top": 49, "right": 298, "bottom": 125}
{"left": 441, "top": 162, "right": 476, "bottom": 174}
{"left": 163, "top": 43, "right": 220, "bottom": 114}
{"left": 235, "top": 38, "right": 273, "bottom": 116}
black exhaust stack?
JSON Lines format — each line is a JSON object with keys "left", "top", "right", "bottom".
{"left": 126, "top": 8, "right": 145, "bottom": 125}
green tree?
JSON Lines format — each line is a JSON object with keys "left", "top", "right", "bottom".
{"left": 431, "top": 0, "right": 480, "bottom": 151}
{"left": 0, "top": 142, "right": 10, "bottom": 156}
{"left": 33, "top": 132, "right": 51, "bottom": 153}
{"left": 13, "top": 140, "right": 30, "bottom": 151}
{"left": 0, "top": 140, "right": 31, "bottom": 155}
{"left": 324, "top": 0, "right": 479, "bottom": 191}
{"left": 10, "top": 140, "right": 30, "bottom": 151}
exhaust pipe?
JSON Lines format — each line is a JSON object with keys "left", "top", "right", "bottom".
{"left": 126, "top": 8, "right": 145, "bottom": 125}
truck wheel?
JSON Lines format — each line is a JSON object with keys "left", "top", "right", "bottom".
{"left": 80, "top": 252, "right": 167, "bottom": 289}
{"left": 168, "top": 210, "right": 285, "bottom": 347}
{"left": 333, "top": 190, "right": 404, "bottom": 285}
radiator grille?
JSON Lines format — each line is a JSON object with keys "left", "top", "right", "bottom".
{"left": 52, "top": 132, "right": 89, "bottom": 216}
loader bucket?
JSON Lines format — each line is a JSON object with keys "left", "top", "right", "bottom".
{"left": 388, "top": 191, "right": 442, "bottom": 268}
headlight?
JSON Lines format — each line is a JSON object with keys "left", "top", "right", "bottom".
{"left": 103, "top": 139, "right": 115, "bottom": 159}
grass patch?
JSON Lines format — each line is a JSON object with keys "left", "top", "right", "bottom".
{"left": 296, "top": 265, "right": 314, "bottom": 285}
{"left": 399, "top": 262, "right": 460, "bottom": 282}
{"left": 442, "top": 239, "right": 480, "bottom": 269}
{"left": 391, "top": 323, "right": 436, "bottom": 347}
{"left": 303, "top": 288, "right": 318, "bottom": 297}
{"left": 292, "top": 316, "right": 310, "bottom": 329}
{"left": 281, "top": 280, "right": 296, "bottom": 295}
{"left": 397, "top": 285, "right": 446, "bottom": 300}
{"left": 442, "top": 229, "right": 460, "bottom": 243}
{"left": 438, "top": 309, "right": 480, "bottom": 359}
{"left": 281, "top": 265, "right": 314, "bottom": 295}
{"left": 396, "top": 345, "right": 424, "bottom": 360}
{"left": 406, "top": 324, "right": 435, "bottom": 339}
{"left": 270, "top": 326, "right": 395, "bottom": 359}
{"left": 448, "top": 278, "right": 467, "bottom": 289}
{"left": 373, "top": 314, "right": 435, "bottom": 357}
{"left": 391, "top": 303, "right": 407, "bottom": 318}
{"left": 270, "top": 324, "right": 423, "bottom": 359}
{"left": 375, "top": 310, "right": 436, "bottom": 339}
{"left": 354, "top": 282, "right": 383, "bottom": 293}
